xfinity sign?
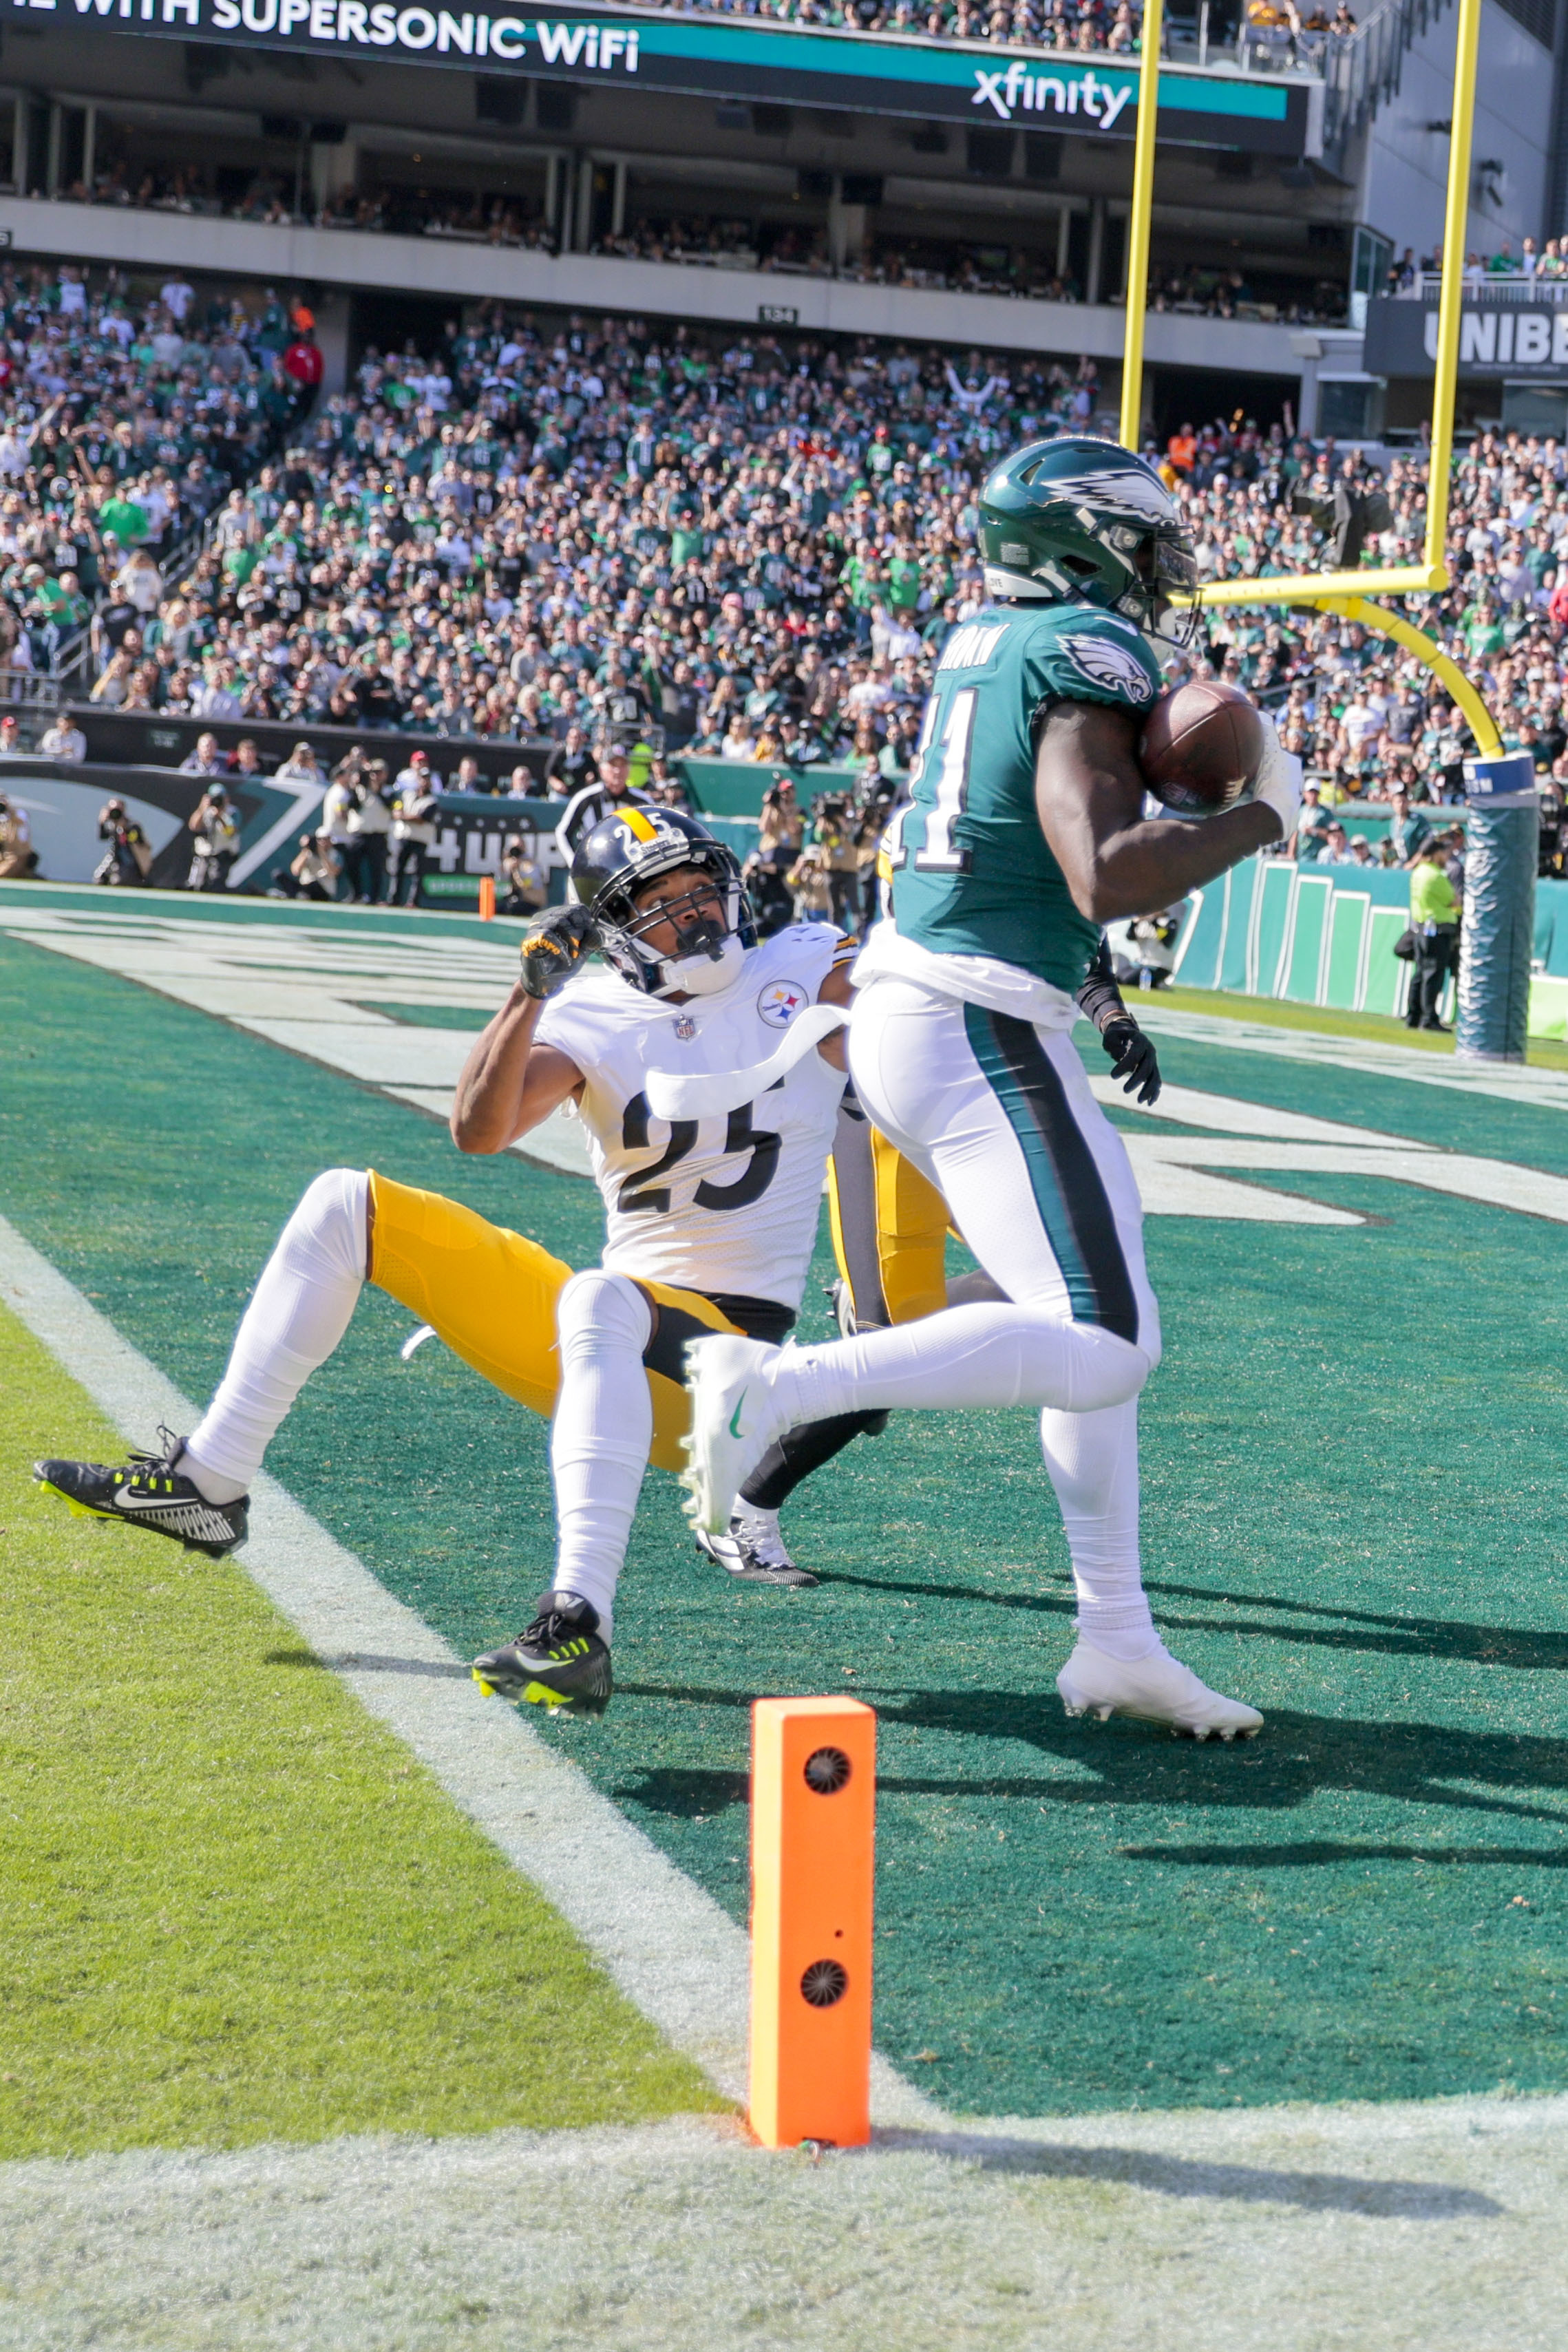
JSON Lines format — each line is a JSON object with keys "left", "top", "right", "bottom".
{"left": 971, "top": 62, "right": 1133, "bottom": 128}
{"left": 41, "top": 5, "right": 1313, "bottom": 150}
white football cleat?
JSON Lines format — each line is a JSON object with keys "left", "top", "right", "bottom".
{"left": 680, "top": 1334, "right": 785, "bottom": 1535}
{"left": 694, "top": 1505, "right": 818, "bottom": 1588}
{"left": 1057, "top": 1639, "right": 1263, "bottom": 1741}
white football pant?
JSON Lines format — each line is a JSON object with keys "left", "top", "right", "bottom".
{"left": 763, "top": 976, "right": 1163, "bottom": 1658}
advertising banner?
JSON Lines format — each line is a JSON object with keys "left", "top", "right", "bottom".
{"left": 0, "top": 761, "right": 571, "bottom": 901}
{"left": 1364, "top": 294, "right": 1568, "bottom": 381}
{"left": 75, "top": 9, "right": 1311, "bottom": 151}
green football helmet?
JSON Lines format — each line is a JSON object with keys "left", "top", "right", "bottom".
{"left": 977, "top": 435, "right": 1198, "bottom": 646}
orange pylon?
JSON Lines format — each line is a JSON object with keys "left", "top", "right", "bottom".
{"left": 477, "top": 876, "right": 496, "bottom": 920}
{"left": 749, "top": 1696, "right": 876, "bottom": 2148}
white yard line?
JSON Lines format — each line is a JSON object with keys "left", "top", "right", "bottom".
{"left": 1137, "top": 1003, "right": 1568, "bottom": 1112}
{"left": 0, "top": 1211, "right": 938, "bottom": 2133}
{"left": 4, "top": 2095, "right": 1567, "bottom": 2351}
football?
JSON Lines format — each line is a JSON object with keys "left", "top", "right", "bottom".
{"left": 1137, "top": 681, "right": 1267, "bottom": 816}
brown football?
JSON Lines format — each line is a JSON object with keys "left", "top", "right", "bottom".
{"left": 1137, "top": 681, "right": 1267, "bottom": 815}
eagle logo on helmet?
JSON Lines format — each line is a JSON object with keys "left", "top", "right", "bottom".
{"left": 1059, "top": 633, "right": 1156, "bottom": 703}
{"left": 1037, "top": 466, "right": 1178, "bottom": 525}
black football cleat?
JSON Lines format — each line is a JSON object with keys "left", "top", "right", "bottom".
{"left": 32, "top": 1428, "right": 248, "bottom": 1560}
{"left": 472, "top": 1591, "right": 613, "bottom": 1716}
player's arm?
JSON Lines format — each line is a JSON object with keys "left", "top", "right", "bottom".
{"left": 813, "top": 957, "right": 856, "bottom": 1071}
{"left": 1035, "top": 701, "right": 1282, "bottom": 924}
{"left": 1077, "top": 934, "right": 1161, "bottom": 1105}
{"left": 451, "top": 906, "right": 592, "bottom": 1154}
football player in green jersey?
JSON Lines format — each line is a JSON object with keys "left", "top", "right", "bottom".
{"left": 684, "top": 436, "right": 1302, "bottom": 1741}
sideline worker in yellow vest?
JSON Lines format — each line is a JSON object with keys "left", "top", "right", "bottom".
{"left": 1407, "top": 837, "right": 1460, "bottom": 1033}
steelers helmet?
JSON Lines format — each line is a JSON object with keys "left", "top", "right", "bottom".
{"left": 977, "top": 436, "right": 1198, "bottom": 644}
{"left": 571, "top": 803, "right": 756, "bottom": 997}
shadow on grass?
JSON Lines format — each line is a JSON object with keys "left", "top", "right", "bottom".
{"left": 617, "top": 1686, "right": 1568, "bottom": 1829}
{"left": 820, "top": 1571, "right": 1568, "bottom": 1673}
{"left": 865, "top": 2128, "right": 1504, "bottom": 2218}
{"left": 264, "top": 1646, "right": 471, "bottom": 1681}
{"left": 1121, "top": 1840, "right": 1568, "bottom": 1869}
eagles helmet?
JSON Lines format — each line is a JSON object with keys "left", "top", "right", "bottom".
{"left": 571, "top": 803, "right": 757, "bottom": 999}
{"left": 977, "top": 436, "right": 1198, "bottom": 647}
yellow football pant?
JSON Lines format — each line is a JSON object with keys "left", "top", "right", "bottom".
{"left": 365, "top": 1171, "right": 746, "bottom": 1473}
{"left": 825, "top": 1103, "right": 950, "bottom": 1331}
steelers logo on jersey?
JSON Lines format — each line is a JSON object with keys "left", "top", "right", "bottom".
{"left": 757, "top": 979, "right": 809, "bottom": 1028}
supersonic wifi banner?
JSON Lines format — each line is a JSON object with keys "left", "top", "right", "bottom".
{"left": 56, "top": 5, "right": 1311, "bottom": 151}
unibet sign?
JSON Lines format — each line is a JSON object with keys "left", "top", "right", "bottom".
{"left": 1365, "top": 296, "right": 1568, "bottom": 380}
{"left": 1424, "top": 311, "right": 1568, "bottom": 368}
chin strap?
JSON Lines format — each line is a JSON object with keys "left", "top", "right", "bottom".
{"left": 644, "top": 1004, "right": 847, "bottom": 1121}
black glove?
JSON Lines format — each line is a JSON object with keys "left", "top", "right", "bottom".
{"left": 519, "top": 903, "right": 598, "bottom": 1001}
{"left": 1101, "top": 1017, "right": 1161, "bottom": 1107}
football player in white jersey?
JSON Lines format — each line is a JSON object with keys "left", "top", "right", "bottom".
{"left": 34, "top": 807, "right": 857, "bottom": 1717}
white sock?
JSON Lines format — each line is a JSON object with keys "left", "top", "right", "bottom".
{"left": 1039, "top": 1399, "right": 1158, "bottom": 1662}
{"left": 182, "top": 1169, "right": 368, "bottom": 1501}
{"left": 764, "top": 1305, "right": 1150, "bottom": 1433}
{"left": 548, "top": 1268, "right": 655, "bottom": 1643}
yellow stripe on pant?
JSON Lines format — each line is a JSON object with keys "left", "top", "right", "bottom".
{"left": 366, "top": 1171, "right": 743, "bottom": 1472}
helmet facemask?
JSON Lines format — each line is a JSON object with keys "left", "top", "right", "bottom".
{"left": 592, "top": 853, "right": 756, "bottom": 999}
{"left": 1119, "top": 525, "right": 1201, "bottom": 653}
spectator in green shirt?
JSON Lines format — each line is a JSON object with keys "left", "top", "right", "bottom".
{"left": 98, "top": 491, "right": 147, "bottom": 548}
{"left": 1388, "top": 787, "right": 1432, "bottom": 865}
{"left": 1291, "top": 780, "right": 1333, "bottom": 861}
{"left": 1407, "top": 839, "right": 1461, "bottom": 1031}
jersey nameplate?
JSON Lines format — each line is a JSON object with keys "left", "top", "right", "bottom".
{"left": 937, "top": 622, "right": 1008, "bottom": 673}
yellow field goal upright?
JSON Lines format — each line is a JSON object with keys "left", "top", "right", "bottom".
{"left": 1114, "top": 0, "right": 1498, "bottom": 754}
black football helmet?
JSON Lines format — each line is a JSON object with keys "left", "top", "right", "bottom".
{"left": 570, "top": 804, "right": 756, "bottom": 997}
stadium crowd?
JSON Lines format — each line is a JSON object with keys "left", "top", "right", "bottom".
{"left": 628, "top": 0, "right": 1150, "bottom": 48}
{"left": 0, "top": 264, "right": 313, "bottom": 681}
{"left": 0, "top": 264, "right": 1565, "bottom": 886}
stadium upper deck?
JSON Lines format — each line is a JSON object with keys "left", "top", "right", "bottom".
{"left": 0, "top": 1, "right": 1338, "bottom": 411}
{"left": 0, "top": 0, "right": 1559, "bottom": 438}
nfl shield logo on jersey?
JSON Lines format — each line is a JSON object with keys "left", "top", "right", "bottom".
{"left": 674, "top": 1014, "right": 697, "bottom": 1040}
{"left": 757, "top": 979, "right": 809, "bottom": 1028}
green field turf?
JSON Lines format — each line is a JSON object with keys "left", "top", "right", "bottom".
{"left": 1158, "top": 980, "right": 1568, "bottom": 1069}
{"left": 0, "top": 1300, "right": 717, "bottom": 2161}
{"left": 3, "top": 918, "right": 1567, "bottom": 2128}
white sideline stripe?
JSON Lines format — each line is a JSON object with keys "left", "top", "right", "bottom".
{"left": 0, "top": 1211, "right": 941, "bottom": 2134}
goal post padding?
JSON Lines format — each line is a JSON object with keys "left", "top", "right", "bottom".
{"left": 1459, "top": 752, "right": 1538, "bottom": 1065}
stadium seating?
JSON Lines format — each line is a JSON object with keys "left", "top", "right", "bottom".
{"left": 0, "top": 254, "right": 1560, "bottom": 829}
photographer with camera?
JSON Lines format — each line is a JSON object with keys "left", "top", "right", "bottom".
{"left": 184, "top": 783, "right": 239, "bottom": 892}
{"left": 390, "top": 759, "right": 441, "bottom": 909}
{"left": 809, "top": 792, "right": 863, "bottom": 935}
{"left": 275, "top": 829, "right": 342, "bottom": 902}
{"left": 0, "top": 790, "right": 39, "bottom": 880}
{"left": 500, "top": 831, "right": 549, "bottom": 917}
{"left": 758, "top": 778, "right": 804, "bottom": 860}
{"left": 740, "top": 844, "right": 794, "bottom": 939}
{"left": 92, "top": 796, "right": 150, "bottom": 887}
